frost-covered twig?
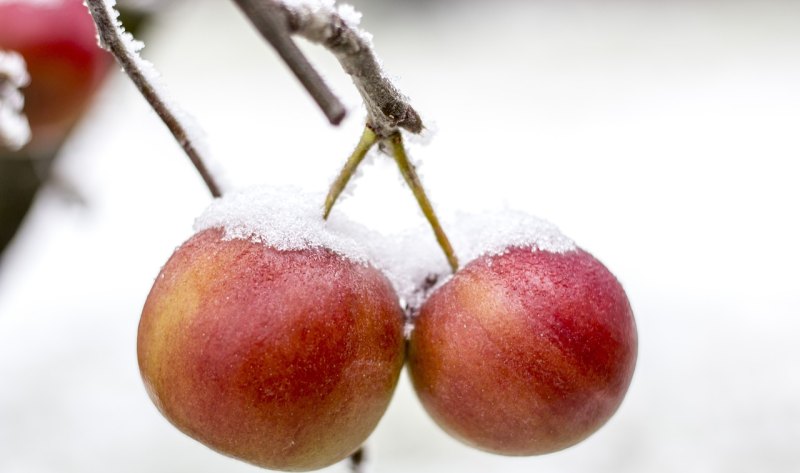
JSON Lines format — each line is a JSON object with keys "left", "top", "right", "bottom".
{"left": 234, "top": 0, "right": 423, "bottom": 137}
{"left": 85, "top": 0, "right": 223, "bottom": 198}
{"left": 0, "top": 50, "right": 31, "bottom": 152}
{"left": 253, "top": 1, "right": 454, "bottom": 271}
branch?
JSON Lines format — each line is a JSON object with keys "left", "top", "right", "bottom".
{"left": 347, "top": 446, "right": 366, "bottom": 473}
{"left": 260, "top": 2, "right": 456, "bottom": 271}
{"left": 234, "top": 0, "right": 423, "bottom": 137}
{"left": 0, "top": 50, "right": 31, "bottom": 151}
{"left": 232, "top": 0, "right": 346, "bottom": 125}
{"left": 85, "top": 0, "right": 223, "bottom": 198}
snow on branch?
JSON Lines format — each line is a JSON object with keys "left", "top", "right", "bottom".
{"left": 234, "top": 0, "right": 423, "bottom": 136}
{"left": 0, "top": 50, "right": 31, "bottom": 152}
{"left": 84, "top": 0, "right": 224, "bottom": 198}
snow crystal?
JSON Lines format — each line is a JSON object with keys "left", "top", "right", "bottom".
{"left": 404, "top": 120, "right": 438, "bottom": 147}
{"left": 190, "top": 186, "right": 431, "bottom": 309}
{"left": 193, "top": 186, "right": 380, "bottom": 266}
{"left": 281, "top": 0, "right": 373, "bottom": 46}
{"left": 192, "top": 187, "right": 575, "bottom": 310}
{"left": 447, "top": 208, "right": 577, "bottom": 262}
{"left": 378, "top": 207, "right": 578, "bottom": 308}
{"left": 0, "top": 50, "right": 31, "bottom": 151}
{"left": 335, "top": 4, "right": 362, "bottom": 28}
{"left": 111, "top": 0, "right": 165, "bottom": 13}
{"left": 375, "top": 228, "right": 449, "bottom": 311}
{"left": 191, "top": 186, "right": 427, "bottom": 308}
{"left": 281, "top": 0, "right": 334, "bottom": 12}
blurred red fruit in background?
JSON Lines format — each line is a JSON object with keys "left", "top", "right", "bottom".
{"left": 0, "top": 0, "right": 112, "bottom": 153}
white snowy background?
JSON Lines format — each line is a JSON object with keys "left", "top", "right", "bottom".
{"left": 1, "top": 0, "right": 799, "bottom": 472}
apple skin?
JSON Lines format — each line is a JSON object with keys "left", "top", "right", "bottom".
{"left": 408, "top": 247, "right": 637, "bottom": 455}
{"left": 0, "top": 0, "right": 112, "bottom": 152}
{"left": 138, "top": 228, "right": 406, "bottom": 471}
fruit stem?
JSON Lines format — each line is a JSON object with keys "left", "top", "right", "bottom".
{"left": 323, "top": 127, "right": 378, "bottom": 219}
{"left": 347, "top": 447, "right": 366, "bottom": 473}
{"left": 388, "top": 133, "right": 459, "bottom": 273}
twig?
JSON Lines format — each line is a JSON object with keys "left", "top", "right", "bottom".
{"left": 347, "top": 447, "right": 366, "bottom": 473}
{"left": 85, "top": 0, "right": 223, "bottom": 198}
{"left": 232, "top": 0, "right": 346, "bottom": 125}
{"left": 260, "top": 2, "right": 457, "bottom": 270}
{"left": 234, "top": 0, "right": 422, "bottom": 137}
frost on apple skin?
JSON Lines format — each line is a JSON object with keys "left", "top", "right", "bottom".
{"left": 407, "top": 247, "right": 638, "bottom": 456}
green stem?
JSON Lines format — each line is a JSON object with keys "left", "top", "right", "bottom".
{"left": 388, "top": 133, "right": 459, "bottom": 273}
{"left": 323, "top": 127, "right": 379, "bottom": 219}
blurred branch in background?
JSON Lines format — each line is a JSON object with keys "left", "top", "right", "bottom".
{"left": 0, "top": 0, "right": 160, "bottom": 263}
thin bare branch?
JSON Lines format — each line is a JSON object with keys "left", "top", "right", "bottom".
{"left": 233, "top": 0, "right": 346, "bottom": 125}
{"left": 347, "top": 447, "right": 366, "bottom": 473}
{"left": 283, "top": 1, "right": 423, "bottom": 136}
{"left": 85, "top": 0, "right": 223, "bottom": 198}
{"left": 234, "top": 0, "right": 422, "bottom": 137}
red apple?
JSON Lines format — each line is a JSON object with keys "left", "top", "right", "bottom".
{"left": 138, "top": 228, "right": 406, "bottom": 471}
{"left": 408, "top": 246, "right": 637, "bottom": 455}
{"left": 0, "top": 0, "right": 112, "bottom": 152}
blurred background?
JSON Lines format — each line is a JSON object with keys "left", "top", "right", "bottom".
{"left": 1, "top": 0, "right": 799, "bottom": 472}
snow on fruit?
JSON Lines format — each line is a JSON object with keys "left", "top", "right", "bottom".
{"left": 137, "top": 188, "right": 406, "bottom": 471}
{"left": 407, "top": 216, "right": 637, "bottom": 455}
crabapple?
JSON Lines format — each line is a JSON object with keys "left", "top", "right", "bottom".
{"left": 138, "top": 228, "right": 406, "bottom": 471}
{"left": 408, "top": 246, "right": 637, "bottom": 455}
{"left": 0, "top": 0, "right": 112, "bottom": 152}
